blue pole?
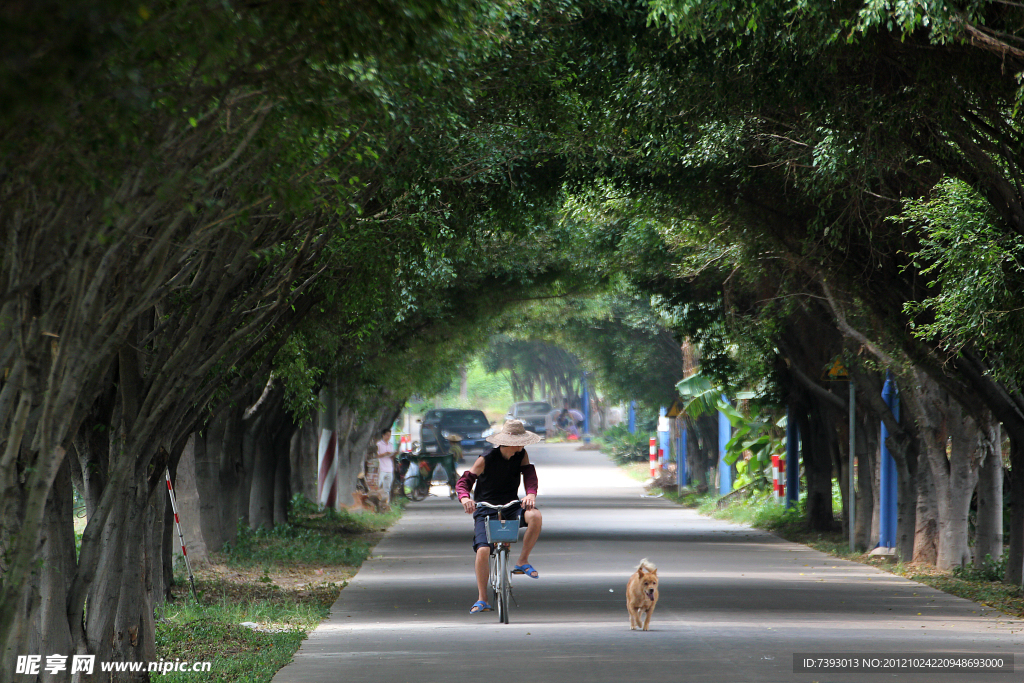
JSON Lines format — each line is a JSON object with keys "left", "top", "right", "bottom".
{"left": 628, "top": 401, "right": 636, "bottom": 434}
{"left": 718, "top": 397, "right": 732, "bottom": 494}
{"left": 785, "top": 406, "right": 800, "bottom": 509}
{"left": 581, "top": 374, "right": 590, "bottom": 437}
{"left": 678, "top": 428, "right": 689, "bottom": 487}
{"left": 879, "top": 372, "right": 899, "bottom": 548}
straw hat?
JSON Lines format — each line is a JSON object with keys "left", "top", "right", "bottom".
{"left": 485, "top": 419, "right": 541, "bottom": 447}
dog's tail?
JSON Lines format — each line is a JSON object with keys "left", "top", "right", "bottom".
{"left": 636, "top": 558, "right": 657, "bottom": 573}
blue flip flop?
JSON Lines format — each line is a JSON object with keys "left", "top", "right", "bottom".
{"left": 470, "top": 600, "right": 493, "bottom": 613}
{"left": 512, "top": 563, "right": 539, "bottom": 578}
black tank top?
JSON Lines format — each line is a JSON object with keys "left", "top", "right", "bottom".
{"left": 474, "top": 447, "right": 526, "bottom": 505}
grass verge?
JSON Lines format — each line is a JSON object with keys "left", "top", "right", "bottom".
{"left": 634, "top": 470, "right": 1024, "bottom": 619}
{"left": 156, "top": 496, "right": 405, "bottom": 682}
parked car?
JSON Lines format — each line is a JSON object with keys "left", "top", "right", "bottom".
{"left": 420, "top": 409, "right": 493, "bottom": 456}
{"left": 417, "top": 408, "right": 457, "bottom": 449}
{"left": 503, "top": 401, "right": 552, "bottom": 438}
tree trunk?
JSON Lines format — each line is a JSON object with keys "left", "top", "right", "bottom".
{"left": 906, "top": 375, "right": 943, "bottom": 566}
{"left": 239, "top": 409, "right": 261, "bottom": 529}
{"left": 289, "top": 414, "right": 320, "bottom": 504}
{"left": 798, "top": 404, "right": 835, "bottom": 532}
{"left": 683, "top": 417, "right": 702, "bottom": 489}
{"left": 1010, "top": 436, "right": 1024, "bottom": 584}
{"left": 77, "top": 437, "right": 161, "bottom": 679}
{"left": 247, "top": 407, "right": 276, "bottom": 531}
{"left": 894, "top": 423, "right": 919, "bottom": 562}
{"left": 27, "top": 457, "right": 77, "bottom": 683}
{"left": 171, "top": 435, "right": 210, "bottom": 566}
{"left": 906, "top": 370, "right": 982, "bottom": 569}
{"left": 459, "top": 364, "right": 469, "bottom": 403}
{"left": 912, "top": 454, "right": 939, "bottom": 565}
{"left": 98, "top": 486, "right": 160, "bottom": 679}
{"left": 940, "top": 412, "right": 981, "bottom": 569}
{"left": 162, "top": 479, "right": 175, "bottom": 601}
{"left": 227, "top": 405, "right": 249, "bottom": 540}
{"left": 192, "top": 422, "right": 219, "bottom": 552}
{"left": 952, "top": 352, "right": 1024, "bottom": 584}
{"left": 836, "top": 418, "right": 850, "bottom": 541}
{"left": 593, "top": 395, "right": 607, "bottom": 433}
{"left": 202, "top": 407, "right": 245, "bottom": 552}
{"left": 193, "top": 407, "right": 244, "bottom": 552}
{"left": 146, "top": 468, "right": 168, "bottom": 625}
{"left": 777, "top": 325, "right": 847, "bottom": 531}
{"left": 327, "top": 398, "right": 403, "bottom": 509}
{"left": 854, "top": 410, "right": 877, "bottom": 551}
{"left": 272, "top": 418, "right": 293, "bottom": 527}
{"left": 871, "top": 440, "right": 880, "bottom": 548}
{"left": 0, "top": 282, "right": 137, "bottom": 677}
{"left": 509, "top": 369, "right": 521, "bottom": 402}
{"left": 975, "top": 421, "right": 1003, "bottom": 567}
{"left": 849, "top": 366, "right": 918, "bottom": 560}
{"left": 336, "top": 407, "right": 371, "bottom": 508}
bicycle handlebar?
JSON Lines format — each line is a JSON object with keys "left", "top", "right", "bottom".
{"left": 476, "top": 500, "right": 521, "bottom": 510}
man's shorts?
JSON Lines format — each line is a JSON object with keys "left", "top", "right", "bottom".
{"left": 472, "top": 502, "right": 528, "bottom": 552}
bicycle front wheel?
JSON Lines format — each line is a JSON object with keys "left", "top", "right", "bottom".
{"left": 497, "top": 548, "right": 511, "bottom": 624}
{"left": 488, "top": 551, "right": 498, "bottom": 611}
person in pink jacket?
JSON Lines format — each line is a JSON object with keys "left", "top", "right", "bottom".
{"left": 455, "top": 420, "right": 542, "bottom": 614}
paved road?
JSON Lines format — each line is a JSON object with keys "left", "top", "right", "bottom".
{"left": 273, "top": 442, "right": 1024, "bottom": 683}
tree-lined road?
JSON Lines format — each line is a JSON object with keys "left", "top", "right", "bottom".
{"left": 273, "top": 443, "right": 1024, "bottom": 683}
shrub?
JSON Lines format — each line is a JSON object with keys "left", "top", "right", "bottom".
{"left": 952, "top": 554, "right": 1007, "bottom": 582}
{"left": 600, "top": 424, "right": 652, "bottom": 464}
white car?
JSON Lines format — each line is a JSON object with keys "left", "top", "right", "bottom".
{"left": 503, "top": 401, "right": 552, "bottom": 438}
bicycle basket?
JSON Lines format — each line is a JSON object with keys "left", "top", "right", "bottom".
{"left": 485, "top": 518, "right": 520, "bottom": 543}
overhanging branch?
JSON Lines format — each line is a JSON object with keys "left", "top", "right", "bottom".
{"left": 820, "top": 279, "right": 897, "bottom": 367}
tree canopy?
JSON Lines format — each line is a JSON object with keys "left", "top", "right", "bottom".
{"left": 6, "top": 0, "right": 1024, "bottom": 674}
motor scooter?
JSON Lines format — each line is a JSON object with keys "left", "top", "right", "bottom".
{"left": 402, "top": 427, "right": 458, "bottom": 500}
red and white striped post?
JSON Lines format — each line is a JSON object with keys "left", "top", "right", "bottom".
{"left": 165, "top": 470, "right": 197, "bottom": 599}
{"left": 649, "top": 437, "right": 657, "bottom": 478}
{"left": 772, "top": 455, "right": 786, "bottom": 502}
{"left": 317, "top": 428, "right": 339, "bottom": 510}
{"left": 318, "top": 388, "right": 340, "bottom": 510}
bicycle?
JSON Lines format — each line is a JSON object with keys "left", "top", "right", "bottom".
{"left": 477, "top": 500, "right": 521, "bottom": 624}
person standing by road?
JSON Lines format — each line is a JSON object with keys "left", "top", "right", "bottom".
{"left": 375, "top": 428, "right": 396, "bottom": 507}
{"left": 455, "top": 419, "right": 542, "bottom": 614}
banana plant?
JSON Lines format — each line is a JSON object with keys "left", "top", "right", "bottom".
{"left": 674, "top": 373, "right": 721, "bottom": 418}
{"left": 726, "top": 413, "right": 788, "bottom": 488}
{"left": 676, "top": 374, "right": 787, "bottom": 489}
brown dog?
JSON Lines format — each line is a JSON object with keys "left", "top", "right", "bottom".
{"left": 626, "top": 558, "right": 659, "bottom": 631}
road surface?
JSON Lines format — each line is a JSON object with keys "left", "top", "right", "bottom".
{"left": 272, "top": 442, "right": 1024, "bottom": 683}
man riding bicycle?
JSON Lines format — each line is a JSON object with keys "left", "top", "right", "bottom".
{"left": 455, "top": 419, "right": 542, "bottom": 614}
